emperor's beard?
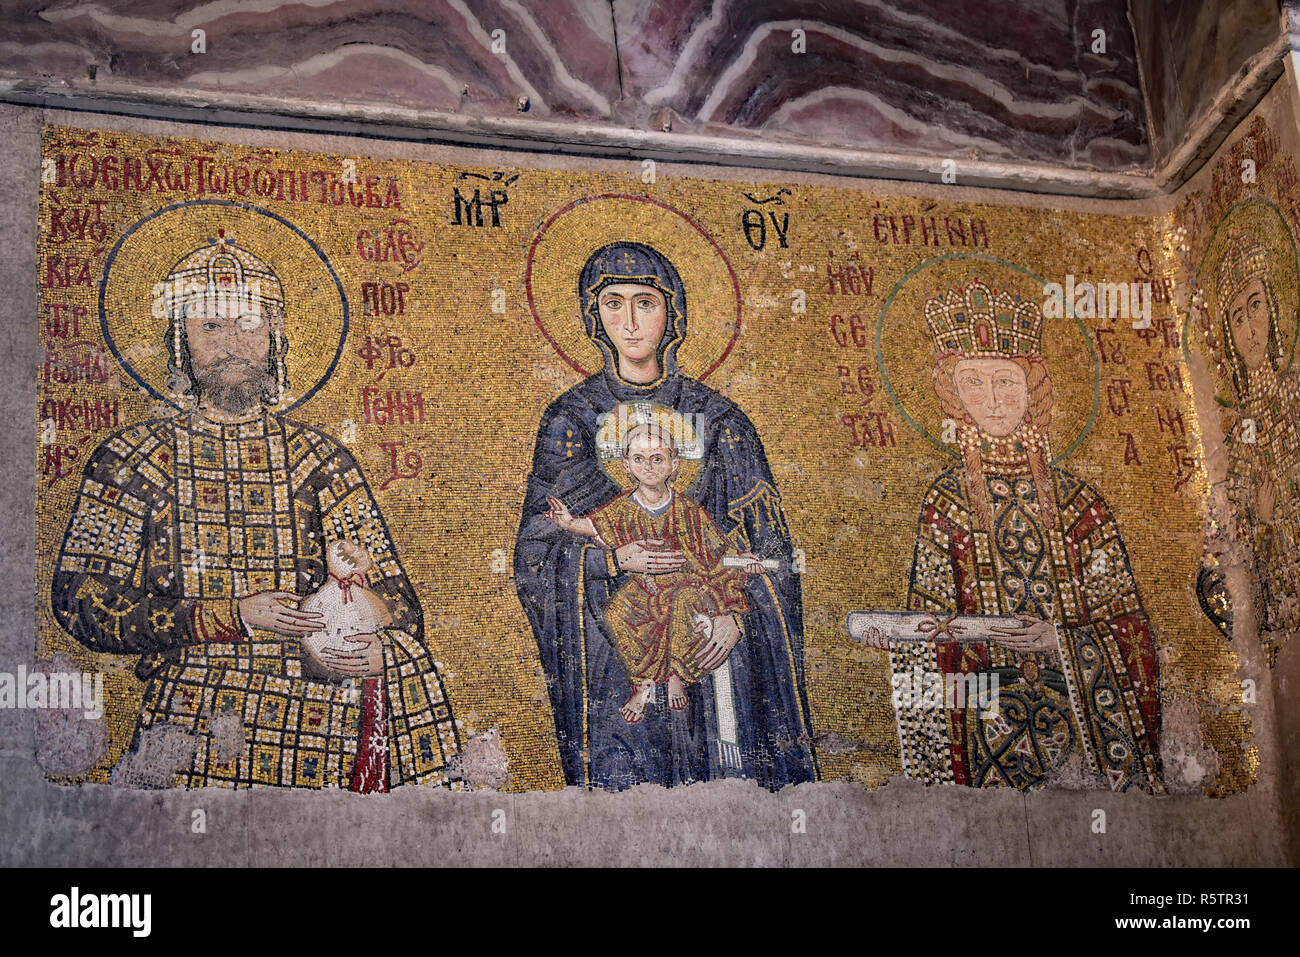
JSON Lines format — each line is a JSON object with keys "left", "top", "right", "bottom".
{"left": 193, "top": 357, "right": 276, "bottom": 413}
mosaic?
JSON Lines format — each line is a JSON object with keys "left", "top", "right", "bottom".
{"left": 1177, "top": 110, "right": 1300, "bottom": 672}
{"left": 31, "top": 124, "right": 1256, "bottom": 795}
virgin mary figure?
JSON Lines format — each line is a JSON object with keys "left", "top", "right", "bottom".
{"left": 514, "top": 241, "right": 819, "bottom": 790}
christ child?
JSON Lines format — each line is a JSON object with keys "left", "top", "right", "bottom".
{"left": 544, "top": 423, "right": 766, "bottom": 723}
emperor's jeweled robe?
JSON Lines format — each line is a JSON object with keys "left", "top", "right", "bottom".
{"left": 51, "top": 410, "right": 460, "bottom": 789}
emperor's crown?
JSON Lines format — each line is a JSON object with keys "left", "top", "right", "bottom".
{"left": 163, "top": 230, "right": 284, "bottom": 316}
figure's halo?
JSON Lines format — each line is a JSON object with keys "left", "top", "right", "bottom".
{"left": 525, "top": 194, "right": 741, "bottom": 381}
{"left": 1181, "top": 197, "right": 1300, "bottom": 409}
{"left": 99, "top": 200, "right": 348, "bottom": 413}
{"left": 876, "top": 253, "right": 1099, "bottom": 465}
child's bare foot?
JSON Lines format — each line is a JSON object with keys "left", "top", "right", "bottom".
{"left": 667, "top": 673, "right": 688, "bottom": 711}
{"left": 621, "top": 682, "right": 654, "bottom": 723}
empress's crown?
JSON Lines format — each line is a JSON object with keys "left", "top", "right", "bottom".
{"left": 924, "top": 278, "right": 1042, "bottom": 357}
{"left": 1215, "top": 232, "right": 1268, "bottom": 314}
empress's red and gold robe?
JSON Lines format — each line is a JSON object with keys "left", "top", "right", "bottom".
{"left": 51, "top": 409, "right": 460, "bottom": 790}
{"left": 902, "top": 460, "right": 1163, "bottom": 793}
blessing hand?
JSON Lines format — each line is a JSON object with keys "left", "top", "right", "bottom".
{"left": 544, "top": 496, "right": 576, "bottom": 532}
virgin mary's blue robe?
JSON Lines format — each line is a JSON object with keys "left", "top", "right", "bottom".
{"left": 514, "top": 365, "right": 819, "bottom": 790}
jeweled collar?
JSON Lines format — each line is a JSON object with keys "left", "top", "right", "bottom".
{"left": 959, "top": 422, "right": 1049, "bottom": 476}
{"left": 184, "top": 403, "right": 274, "bottom": 434}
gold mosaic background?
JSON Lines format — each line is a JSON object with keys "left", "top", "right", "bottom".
{"left": 35, "top": 124, "right": 1254, "bottom": 793}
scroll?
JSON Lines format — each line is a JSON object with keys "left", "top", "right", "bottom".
{"left": 721, "top": 556, "right": 780, "bottom": 571}
{"left": 846, "top": 610, "right": 1051, "bottom": 645}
